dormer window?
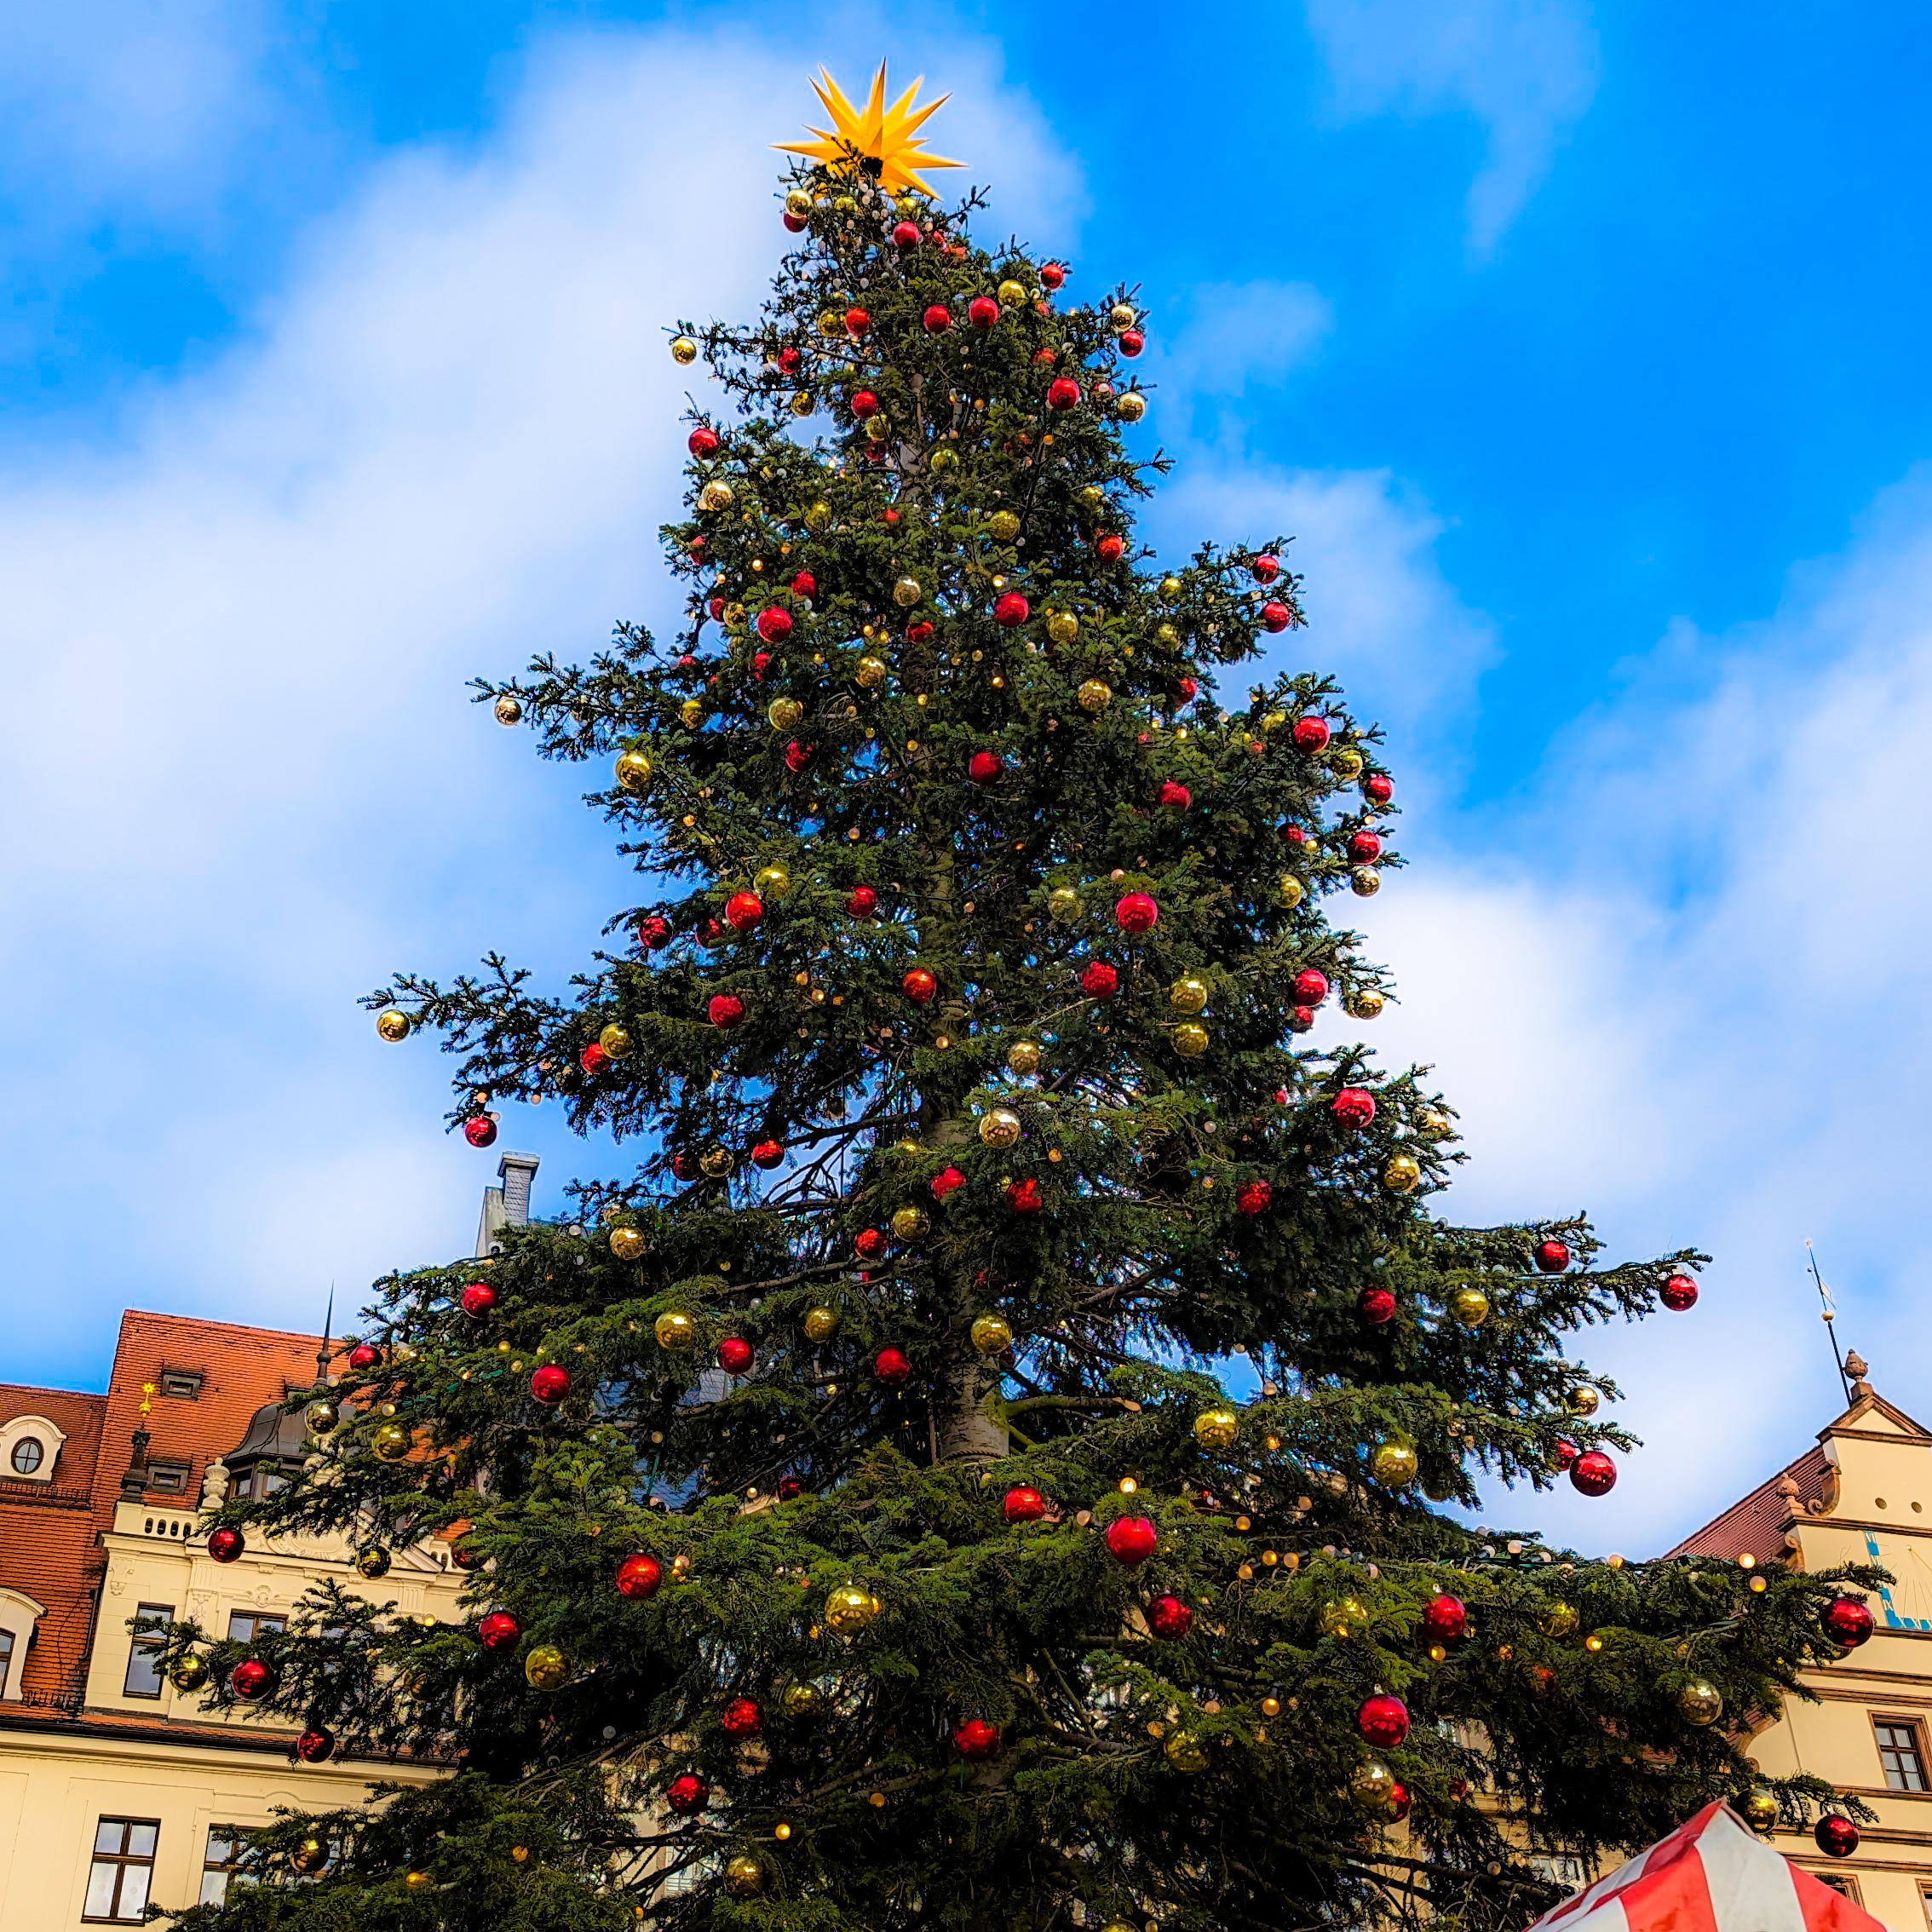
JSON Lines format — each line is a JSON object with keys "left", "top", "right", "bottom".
{"left": 0, "top": 1414, "right": 67, "bottom": 1485}
{"left": 9, "top": 1440, "right": 43, "bottom": 1476}
{"left": 146, "top": 1463, "right": 189, "bottom": 1496}
{"left": 158, "top": 1371, "right": 203, "bottom": 1401}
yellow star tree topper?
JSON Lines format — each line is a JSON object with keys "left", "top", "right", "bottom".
{"left": 775, "top": 63, "right": 963, "bottom": 198}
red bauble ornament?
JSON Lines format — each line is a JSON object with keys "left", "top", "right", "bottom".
{"left": 1279, "top": 822, "right": 1306, "bottom": 844}
{"left": 777, "top": 1475, "right": 802, "bottom": 1501}
{"left": 1814, "top": 1815, "right": 1859, "bottom": 1859}
{"left": 922, "top": 303, "right": 952, "bottom": 333}
{"left": 707, "top": 993, "right": 745, "bottom": 1030}
{"left": 1357, "top": 1693, "right": 1411, "bottom": 1748}
{"left": 459, "top": 1280, "right": 497, "bottom": 1317}
{"left": 844, "top": 307, "right": 870, "bottom": 336}
{"left": 969, "top": 296, "right": 999, "bottom": 328}
{"left": 1118, "top": 328, "right": 1144, "bottom": 356}
{"left": 1003, "top": 1486, "right": 1046, "bottom": 1524}
{"left": 968, "top": 750, "right": 1003, "bottom": 785}
{"left": 1288, "top": 1006, "right": 1314, "bottom": 1033}
{"left": 993, "top": 592, "right": 1030, "bottom": 627}
{"left": 717, "top": 1337, "right": 754, "bottom": 1376}
{"left": 756, "top": 607, "right": 792, "bottom": 643}
{"left": 1096, "top": 533, "right": 1124, "bottom": 562}
{"left": 1533, "top": 1239, "right": 1572, "bottom": 1274}
{"left": 670, "top": 1151, "right": 699, "bottom": 1182}
{"left": 854, "top": 1227, "right": 888, "bottom": 1261}
{"left": 1389, "top": 1781, "right": 1412, "bottom": 1823}
{"left": 1555, "top": 1438, "right": 1580, "bottom": 1468}
{"left": 751, "top": 1139, "right": 785, "bottom": 1170}
{"left": 1047, "top": 377, "right": 1081, "bottom": 411}
{"left": 777, "top": 346, "right": 802, "bottom": 376}
{"left": 1570, "top": 1449, "right": 1617, "bottom": 1496}
{"left": 1358, "top": 1285, "right": 1397, "bottom": 1325}
{"left": 782, "top": 210, "right": 806, "bottom": 232}
{"left": 721, "top": 1696, "right": 763, "bottom": 1739}
{"left": 530, "top": 1365, "right": 571, "bottom": 1405}
{"left": 348, "top": 1342, "right": 381, "bottom": 1372}
{"left": 906, "top": 620, "right": 934, "bottom": 643}
{"left": 873, "top": 1346, "right": 912, "bottom": 1386}
{"left": 1147, "top": 1595, "right": 1193, "bottom": 1641}
{"left": 1080, "top": 961, "right": 1119, "bottom": 998}
{"left": 1365, "top": 772, "right": 1394, "bottom": 803}
{"left": 1040, "top": 262, "right": 1065, "bottom": 290}
{"left": 1260, "top": 601, "right": 1291, "bottom": 632}
{"left": 296, "top": 1726, "right": 335, "bottom": 1763}
{"left": 1106, "top": 1516, "right": 1159, "bottom": 1566}
{"left": 701, "top": 918, "right": 727, "bottom": 948}
{"left": 1420, "top": 1592, "right": 1467, "bottom": 1642}
{"left": 1823, "top": 1596, "right": 1875, "bottom": 1647}
{"left": 1252, "top": 554, "right": 1282, "bottom": 584}
{"left": 208, "top": 1526, "right": 244, "bottom": 1563}
{"left": 1115, "top": 892, "right": 1159, "bottom": 934}
{"left": 1006, "top": 1178, "right": 1044, "bottom": 1214}
{"left": 1176, "top": 675, "right": 1199, "bottom": 700}
{"left": 953, "top": 1719, "right": 1001, "bottom": 1761}
{"left": 1292, "top": 969, "right": 1330, "bottom": 1007}
{"left": 1158, "top": 781, "right": 1191, "bottom": 808}
{"left": 666, "top": 1774, "right": 710, "bottom": 1816}
{"left": 751, "top": 652, "right": 771, "bottom": 679}
{"left": 687, "top": 427, "right": 719, "bottom": 457}
{"left": 450, "top": 1542, "right": 481, "bottom": 1571}
{"left": 850, "top": 389, "right": 878, "bottom": 418}
{"left": 637, "top": 916, "right": 670, "bottom": 950}
{"left": 845, "top": 886, "right": 878, "bottom": 918}
{"left": 785, "top": 740, "right": 814, "bottom": 773}
{"left": 579, "top": 1042, "right": 608, "bottom": 1076}
{"left": 230, "top": 1659, "right": 275, "bottom": 1702}
{"left": 616, "top": 1553, "right": 662, "bottom": 1601}
{"left": 1235, "top": 1181, "right": 1273, "bottom": 1216}
{"left": 464, "top": 1113, "right": 497, "bottom": 1147}
{"left": 892, "top": 221, "right": 921, "bottom": 249}
{"left": 1291, "top": 716, "right": 1331, "bottom": 752}
{"left": 902, "top": 967, "right": 938, "bottom": 1004}
{"left": 790, "top": 569, "right": 816, "bottom": 600}
{"left": 1349, "top": 831, "right": 1383, "bottom": 865}
{"left": 932, "top": 1165, "right": 966, "bottom": 1200}
{"left": 1331, "top": 1088, "right": 1377, "bottom": 1128}
{"left": 477, "top": 1610, "right": 520, "bottom": 1652}
{"left": 1660, "top": 1273, "right": 1699, "bottom": 1311}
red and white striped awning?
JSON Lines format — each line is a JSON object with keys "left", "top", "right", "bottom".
{"left": 1527, "top": 1803, "right": 1880, "bottom": 1932}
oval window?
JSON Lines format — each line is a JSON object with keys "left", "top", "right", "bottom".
{"left": 10, "top": 1438, "right": 43, "bottom": 1475}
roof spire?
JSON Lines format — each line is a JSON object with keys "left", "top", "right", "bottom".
{"left": 316, "top": 1283, "right": 334, "bottom": 1386}
{"left": 1806, "top": 1240, "right": 1854, "bottom": 1406}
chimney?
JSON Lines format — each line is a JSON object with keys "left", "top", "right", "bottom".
{"left": 475, "top": 1151, "right": 541, "bottom": 1258}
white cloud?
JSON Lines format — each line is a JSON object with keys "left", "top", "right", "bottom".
{"left": 1303, "top": 0, "right": 1598, "bottom": 248}
{"left": 1166, "top": 280, "right": 1333, "bottom": 395}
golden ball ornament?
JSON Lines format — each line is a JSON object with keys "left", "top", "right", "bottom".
{"left": 1006, "top": 1039, "right": 1043, "bottom": 1076}
{"left": 1321, "top": 1597, "right": 1366, "bottom": 1638}
{"left": 1108, "top": 302, "right": 1137, "bottom": 327}
{"left": 375, "top": 1007, "right": 411, "bottom": 1043}
{"left": 670, "top": 336, "right": 698, "bottom": 365}
{"left": 291, "top": 1837, "right": 330, "bottom": 1876}
{"left": 1159, "top": 574, "right": 1183, "bottom": 602}
{"left": 997, "top": 279, "right": 1029, "bottom": 308}
{"left": 354, "top": 1545, "right": 392, "bottom": 1580}
{"left": 304, "top": 1400, "right": 339, "bottom": 1435}
{"left": 864, "top": 416, "right": 889, "bottom": 445}
{"left": 654, "top": 1311, "right": 699, "bottom": 1352}
{"left": 1193, "top": 1408, "right": 1240, "bottom": 1452}
{"left": 1567, "top": 1385, "right": 1601, "bottom": 1417}
{"left": 1538, "top": 1601, "right": 1579, "bottom": 1638}
{"left": 1169, "top": 976, "right": 1209, "bottom": 1015}
{"left": 782, "top": 1681, "right": 825, "bottom": 1717}
{"left": 1383, "top": 1153, "right": 1422, "bottom": 1193}
{"left": 608, "top": 1225, "right": 645, "bottom": 1261}
{"left": 825, "top": 1584, "right": 881, "bottom": 1635}
{"left": 1047, "top": 886, "right": 1080, "bottom": 921}
{"left": 1741, "top": 1791, "right": 1779, "bottom": 1832}
{"left": 1116, "top": 390, "right": 1147, "bottom": 422}
{"left": 509, "top": 1845, "right": 529, "bottom": 1863}
{"left": 1154, "top": 622, "right": 1179, "bottom": 647}
{"left": 978, "top": 1108, "right": 1022, "bottom": 1150}
{"left": 1173, "top": 1023, "right": 1210, "bottom": 1058}
{"left": 371, "top": 1423, "right": 410, "bottom": 1462}
{"left": 1370, "top": 1438, "right": 1419, "bottom": 1487}
{"left": 599, "top": 1023, "right": 633, "bottom": 1059}
{"left": 1351, "top": 1759, "right": 1399, "bottom": 1814}
{"left": 803, "top": 1306, "right": 841, "bottom": 1343}
{"left": 929, "top": 445, "right": 960, "bottom": 476}
{"left": 1277, "top": 875, "right": 1306, "bottom": 910}
{"left": 724, "top": 1856, "right": 765, "bottom": 1900}
{"left": 989, "top": 509, "right": 1021, "bottom": 542}
{"left": 1261, "top": 710, "right": 1289, "bottom": 735}
{"left": 1331, "top": 746, "right": 1365, "bottom": 780}
{"left": 494, "top": 693, "right": 523, "bottom": 726}
{"left": 699, "top": 1145, "right": 735, "bottom": 1178}
{"left": 785, "top": 188, "right": 813, "bottom": 216}
{"left": 722, "top": 602, "right": 747, "bottom": 630}
{"left": 816, "top": 309, "right": 844, "bottom": 337}
{"left": 523, "top": 1644, "right": 568, "bottom": 1691}
{"left": 1163, "top": 1729, "right": 1210, "bottom": 1774}
{"left": 698, "top": 480, "right": 733, "bottom": 512}
{"left": 803, "top": 499, "right": 831, "bottom": 530}
{"left": 680, "top": 697, "right": 704, "bottom": 728}
{"left": 614, "top": 749, "right": 653, "bottom": 795}
{"left": 405, "top": 1871, "right": 432, "bottom": 1892}
{"left": 1447, "top": 1285, "right": 1491, "bottom": 1328}
{"left": 170, "top": 1653, "right": 210, "bottom": 1692}
{"left": 1351, "top": 868, "right": 1383, "bottom": 898}
{"left": 767, "top": 697, "right": 805, "bottom": 733}
{"left": 1343, "top": 991, "right": 1385, "bottom": 1021}
{"left": 1678, "top": 1679, "right": 1723, "bottom": 1728}
{"left": 1077, "top": 679, "right": 1113, "bottom": 713}
{"left": 1046, "top": 612, "right": 1079, "bottom": 645}
{"left": 893, "top": 576, "right": 923, "bottom": 607}
{"left": 970, "top": 1314, "right": 1013, "bottom": 1353}
{"left": 1419, "top": 1108, "right": 1452, "bottom": 1136}
{"left": 790, "top": 390, "right": 814, "bottom": 417}
{"left": 752, "top": 865, "right": 792, "bottom": 900}
{"left": 890, "top": 1205, "right": 930, "bottom": 1242}
{"left": 855, "top": 655, "right": 888, "bottom": 688}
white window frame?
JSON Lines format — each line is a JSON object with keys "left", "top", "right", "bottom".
{"left": 0, "top": 1586, "right": 43, "bottom": 1699}
{"left": 0, "top": 1413, "right": 66, "bottom": 1484}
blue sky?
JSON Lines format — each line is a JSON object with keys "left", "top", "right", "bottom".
{"left": 7, "top": 0, "right": 1932, "bottom": 1552}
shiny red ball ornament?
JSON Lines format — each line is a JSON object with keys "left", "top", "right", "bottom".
{"left": 993, "top": 592, "right": 1030, "bottom": 627}
{"left": 751, "top": 652, "right": 771, "bottom": 679}
{"left": 1349, "top": 831, "right": 1383, "bottom": 865}
{"left": 721, "top": 1696, "right": 763, "bottom": 1739}
{"left": 1279, "top": 822, "right": 1306, "bottom": 844}
{"left": 1159, "top": 780, "right": 1191, "bottom": 808}
{"left": 459, "top": 1280, "right": 497, "bottom": 1317}
{"left": 208, "top": 1526, "right": 245, "bottom": 1563}
{"left": 1814, "top": 1815, "right": 1859, "bottom": 1859}
{"left": 790, "top": 569, "right": 816, "bottom": 600}
{"left": 1252, "top": 554, "right": 1282, "bottom": 584}
{"left": 1118, "top": 328, "right": 1144, "bottom": 356}
{"left": 616, "top": 1553, "right": 662, "bottom": 1601}
{"left": 1096, "top": 534, "right": 1125, "bottom": 562}
{"left": 1080, "top": 961, "right": 1119, "bottom": 998}
{"left": 1003, "top": 1486, "right": 1046, "bottom": 1524}
{"left": 1147, "top": 1595, "right": 1193, "bottom": 1640}
{"left": 477, "top": 1610, "right": 520, "bottom": 1652}
{"left": 530, "top": 1364, "right": 570, "bottom": 1405}
{"left": 855, "top": 1227, "right": 888, "bottom": 1261}
{"left": 1260, "top": 601, "right": 1291, "bottom": 633}
{"left": 892, "top": 221, "right": 921, "bottom": 249}
{"left": 1292, "top": 969, "right": 1330, "bottom": 1007}
{"left": 1365, "top": 772, "right": 1394, "bottom": 803}
{"left": 670, "top": 1151, "right": 700, "bottom": 1182}
{"left": 464, "top": 1114, "right": 498, "bottom": 1147}
{"left": 1115, "top": 892, "right": 1159, "bottom": 934}
{"left": 1358, "top": 1285, "right": 1397, "bottom": 1325}
{"left": 1534, "top": 1239, "right": 1572, "bottom": 1274}
{"left": 1555, "top": 1438, "right": 1580, "bottom": 1468}
{"left": 844, "top": 307, "right": 870, "bottom": 336}
{"left": 1176, "top": 675, "right": 1199, "bottom": 700}
{"left": 1420, "top": 1592, "right": 1467, "bottom": 1642}
{"left": 687, "top": 427, "right": 719, "bottom": 457}
{"left": 902, "top": 967, "right": 938, "bottom": 1004}
{"left": 969, "top": 296, "right": 999, "bottom": 327}
{"left": 845, "top": 886, "right": 878, "bottom": 918}
{"left": 579, "top": 1042, "right": 608, "bottom": 1075}
{"left": 637, "top": 916, "right": 670, "bottom": 949}
{"left": 1389, "top": 1781, "right": 1412, "bottom": 1823}
{"left": 777, "top": 1475, "right": 802, "bottom": 1501}
{"left": 1823, "top": 1596, "right": 1875, "bottom": 1647}
{"left": 450, "top": 1542, "right": 482, "bottom": 1571}
{"left": 777, "top": 346, "right": 802, "bottom": 376}
{"left": 1660, "top": 1273, "right": 1699, "bottom": 1311}
{"left": 784, "top": 740, "right": 814, "bottom": 773}
{"left": 953, "top": 1719, "right": 1001, "bottom": 1761}
{"left": 923, "top": 303, "right": 952, "bottom": 333}
{"left": 850, "top": 389, "right": 879, "bottom": 418}
{"left": 1235, "top": 1181, "right": 1273, "bottom": 1216}
{"left": 755, "top": 606, "right": 792, "bottom": 643}
{"left": 296, "top": 1726, "right": 335, "bottom": 1763}
{"left": 1292, "top": 716, "right": 1331, "bottom": 752}
{"left": 717, "top": 1337, "right": 754, "bottom": 1376}
{"left": 968, "top": 750, "right": 1003, "bottom": 785}
{"left": 1006, "top": 1178, "right": 1044, "bottom": 1214}
{"left": 348, "top": 1342, "right": 381, "bottom": 1372}
{"left": 1040, "top": 262, "right": 1065, "bottom": 290}
{"left": 1570, "top": 1449, "right": 1617, "bottom": 1496}
{"left": 1357, "top": 1693, "right": 1411, "bottom": 1748}
{"left": 1331, "top": 1088, "right": 1377, "bottom": 1128}
{"left": 231, "top": 1659, "right": 275, "bottom": 1702}
{"left": 783, "top": 210, "right": 807, "bottom": 232}
{"left": 666, "top": 1774, "right": 710, "bottom": 1816}
{"left": 745, "top": 1139, "right": 782, "bottom": 1171}
{"left": 707, "top": 993, "right": 745, "bottom": 1030}
{"left": 1047, "top": 377, "right": 1081, "bottom": 411}
{"left": 873, "top": 1346, "right": 912, "bottom": 1387}
{"left": 906, "top": 620, "right": 934, "bottom": 643}
{"left": 932, "top": 1165, "right": 966, "bottom": 1200}
{"left": 1288, "top": 1006, "right": 1315, "bottom": 1033}
{"left": 1106, "top": 1515, "right": 1159, "bottom": 1566}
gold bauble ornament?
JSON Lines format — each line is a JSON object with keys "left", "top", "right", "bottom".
{"left": 1351, "top": 868, "right": 1383, "bottom": 898}
{"left": 1193, "top": 1408, "right": 1240, "bottom": 1452}
{"left": 1538, "top": 1602, "right": 1579, "bottom": 1638}
{"left": 989, "top": 509, "right": 1021, "bottom": 542}
{"left": 791, "top": 390, "right": 814, "bottom": 417}
{"left": 654, "top": 1311, "right": 699, "bottom": 1352}
{"left": 524, "top": 1644, "right": 569, "bottom": 1691}
{"left": 698, "top": 480, "right": 733, "bottom": 512}
{"left": 1046, "top": 611, "right": 1079, "bottom": 645}
{"left": 825, "top": 1584, "right": 881, "bottom": 1635}
{"left": 1321, "top": 1597, "right": 1366, "bottom": 1638}
{"left": 614, "top": 749, "right": 653, "bottom": 794}
{"left": 1158, "top": 575, "right": 1183, "bottom": 603}
{"left": 891, "top": 1205, "right": 929, "bottom": 1241}
{"left": 970, "top": 1314, "right": 1013, "bottom": 1354}
{"left": 1109, "top": 302, "right": 1137, "bottom": 327}
{"left": 767, "top": 697, "right": 805, "bottom": 733}
{"left": 1047, "top": 886, "right": 1080, "bottom": 921}
{"left": 699, "top": 1145, "right": 735, "bottom": 1178}
{"left": 680, "top": 698, "right": 704, "bottom": 727}
{"left": 305, "top": 1400, "right": 339, "bottom": 1435}
{"left": 1419, "top": 1108, "right": 1452, "bottom": 1136}
{"left": 803, "top": 500, "right": 831, "bottom": 531}
{"left": 670, "top": 336, "right": 698, "bottom": 365}
{"left": 1169, "top": 977, "right": 1209, "bottom": 1015}
{"left": 354, "top": 1545, "right": 392, "bottom": 1580}
{"left": 1173, "top": 1023, "right": 1209, "bottom": 1058}
{"left": 405, "top": 1872, "right": 433, "bottom": 1892}
{"left": 752, "top": 865, "right": 792, "bottom": 900}
{"left": 803, "top": 1306, "right": 841, "bottom": 1343}
{"left": 1277, "top": 875, "right": 1306, "bottom": 910}
{"left": 930, "top": 446, "right": 958, "bottom": 474}
{"left": 782, "top": 1681, "right": 825, "bottom": 1717}
{"left": 1331, "top": 746, "right": 1364, "bottom": 780}
{"left": 1383, "top": 1153, "right": 1422, "bottom": 1193}
{"left": 1163, "top": 1729, "right": 1209, "bottom": 1774}
{"left": 376, "top": 1009, "right": 411, "bottom": 1043}
{"left": 1567, "top": 1386, "right": 1601, "bottom": 1417}
{"left": 855, "top": 655, "right": 888, "bottom": 688}
{"left": 1006, "top": 1039, "right": 1043, "bottom": 1076}
{"left": 893, "top": 576, "right": 923, "bottom": 607}
{"left": 785, "top": 188, "right": 813, "bottom": 216}
{"left": 1678, "top": 1679, "right": 1723, "bottom": 1728}
{"left": 978, "top": 1108, "right": 1021, "bottom": 1150}
{"left": 817, "top": 309, "right": 845, "bottom": 337}
{"left": 1352, "top": 1759, "right": 1399, "bottom": 1814}
{"left": 1261, "top": 710, "right": 1289, "bottom": 735}
{"left": 1447, "top": 1285, "right": 1490, "bottom": 1328}
{"left": 609, "top": 1225, "right": 645, "bottom": 1261}
{"left": 725, "top": 1856, "right": 765, "bottom": 1899}
{"left": 1741, "top": 1791, "right": 1779, "bottom": 1832}
{"left": 1370, "top": 1438, "right": 1418, "bottom": 1487}
{"left": 371, "top": 1423, "right": 410, "bottom": 1462}
{"left": 291, "top": 1837, "right": 330, "bottom": 1876}
{"left": 494, "top": 693, "right": 523, "bottom": 726}
{"left": 1154, "top": 621, "right": 1179, "bottom": 647}
{"left": 1344, "top": 991, "right": 1384, "bottom": 1021}
{"left": 599, "top": 1023, "right": 633, "bottom": 1059}
{"left": 170, "top": 1653, "right": 210, "bottom": 1692}
{"left": 997, "top": 279, "right": 1028, "bottom": 308}
{"left": 1117, "top": 391, "right": 1147, "bottom": 423}
{"left": 1077, "top": 679, "right": 1113, "bottom": 713}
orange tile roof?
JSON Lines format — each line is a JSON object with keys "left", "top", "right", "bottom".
{"left": 1666, "top": 1444, "right": 1831, "bottom": 1564}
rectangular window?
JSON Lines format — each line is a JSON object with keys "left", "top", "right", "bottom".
{"left": 158, "top": 1371, "right": 203, "bottom": 1400}
{"left": 200, "top": 1827, "right": 241, "bottom": 1907}
{"left": 146, "top": 1463, "right": 189, "bottom": 1495}
{"left": 83, "top": 1818, "right": 158, "bottom": 1923}
{"left": 122, "top": 1604, "right": 172, "bottom": 1699}
{"left": 227, "top": 1611, "right": 286, "bottom": 1644}
{"left": 0, "top": 1627, "right": 15, "bottom": 1697}
{"left": 1877, "top": 1718, "right": 1929, "bottom": 1792}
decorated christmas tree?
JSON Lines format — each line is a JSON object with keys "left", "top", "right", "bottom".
{"left": 174, "top": 66, "right": 1882, "bottom": 1932}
